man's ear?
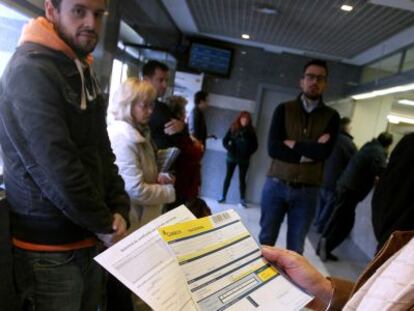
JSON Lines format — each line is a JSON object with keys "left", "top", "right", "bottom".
{"left": 44, "top": 0, "right": 57, "bottom": 22}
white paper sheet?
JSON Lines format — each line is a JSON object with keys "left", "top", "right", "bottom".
{"left": 95, "top": 205, "right": 198, "bottom": 311}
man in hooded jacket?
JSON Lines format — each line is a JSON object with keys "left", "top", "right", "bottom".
{"left": 0, "top": 0, "right": 130, "bottom": 309}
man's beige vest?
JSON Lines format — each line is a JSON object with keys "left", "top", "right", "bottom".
{"left": 268, "top": 99, "right": 336, "bottom": 186}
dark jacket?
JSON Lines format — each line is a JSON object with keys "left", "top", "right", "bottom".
{"left": 149, "top": 99, "right": 185, "bottom": 149}
{"left": 188, "top": 106, "right": 207, "bottom": 146}
{"left": 267, "top": 95, "right": 339, "bottom": 185}
{"left": 223, "top": 127, "right": 258, "bottom": 163}
{"left": 322, "top": 131, "right": 357, "bottom": 190}
{"left": 338, "top": 138, "right": 388, "bottom": 198}
{"left": 0, "top": 43, "right": 130, "bottom": 245}
{"left": 372, "top": 133, "right": 414, "bottom": 248}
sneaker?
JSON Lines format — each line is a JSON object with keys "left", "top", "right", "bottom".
{"left": 239, "top": 199, "right": 247, "bottom": 208}
{"left": 217, "top": 197, "right": 226, "bottom": 204}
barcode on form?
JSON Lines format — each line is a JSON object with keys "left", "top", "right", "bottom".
{"left": 212, "top": 212, "right": 231, "bottom": 224}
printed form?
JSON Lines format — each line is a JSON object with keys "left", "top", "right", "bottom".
{"left": 158, "top": 209, "right": 312, "bottom": 311}
{"left": 95, "top": 206, "right": 199, "bottom": 311}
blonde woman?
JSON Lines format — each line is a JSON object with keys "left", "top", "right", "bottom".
{"left": 107, "top": 78, "right": 175, "bottom": 231}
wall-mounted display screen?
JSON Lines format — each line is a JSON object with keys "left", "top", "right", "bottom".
{"left": 188, "top": 43, "right": 233, "bottom": 77}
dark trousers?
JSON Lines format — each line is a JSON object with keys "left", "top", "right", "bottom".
{"left": 259, "top": 177, "right": 318, "bottom": 254}
{"left": 14, "top": 246, "right": 104, "bottom": 311}
{"left": 314, "top": 187, "right": 336, "bottom": 233}
{"left": 0, "top": 199, "right": 18, "bottom": 311}
{"left": 221, "top": 160, "right": 249, "bottom": 200}
{"left": 320, "top": 186, "right": 363, "bottom": 253}
{"left": 106, "top": 274, "right": 134, "bottom": 311}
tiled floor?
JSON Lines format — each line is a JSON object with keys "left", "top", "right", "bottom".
{"left": 203, "top": 197, "right": 371, "bottom": 282}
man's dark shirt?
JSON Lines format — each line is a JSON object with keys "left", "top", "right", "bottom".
{"left": 149, "top": 99, "right": 184, "bottom": 149}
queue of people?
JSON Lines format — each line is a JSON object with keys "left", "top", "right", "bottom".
{"left": 1, "top": 0, "right": 413, "bottom": 310}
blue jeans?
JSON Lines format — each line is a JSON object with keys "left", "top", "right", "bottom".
{"left": 314, "top": 187, "right": 336, "bottom": 233}
{"left": 259, "top": 177, "right": 318, "bottom": 254}
{"left": 13, "top": 246, "right": 104, "bottom": 311}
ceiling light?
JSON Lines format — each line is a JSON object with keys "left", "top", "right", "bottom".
{"left": 241, "top": 34, "right": 250, "bottom": 40}
{"left": 341, "top": 4, "right": 354, "bottom": 11}
{"left": 253, "top": 4, "right": 278, "bottom": 15}
{"left": 398, "top": 99, "right": 414, "bottom": 106}
{"left": 351, "top": 83, "right": 414, "bottom": 100}
{"left": 387, "top": 114, "right": 414, "bottom": 125}
{"left": 241, "top": 51, "right": 247, "bottom": 55}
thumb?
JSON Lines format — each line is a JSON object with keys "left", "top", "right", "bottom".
{"left": 262, "top": 246, "right": 293, "bottom": 269}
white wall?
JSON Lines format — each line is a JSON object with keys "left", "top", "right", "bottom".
{"left": 328, "top": 98, "right": 355, "bottom": 118}
{"left": 351, "top": 95, "right": 392, "bottom": 147}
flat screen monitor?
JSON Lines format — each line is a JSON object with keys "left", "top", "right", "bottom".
{"left": 188, "top": 43, "right": 233, "bottom": 77}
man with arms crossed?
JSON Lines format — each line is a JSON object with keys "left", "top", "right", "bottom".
{"left": 0, "top": 0, "right": 129, "bottom": 309}
{"left": 259, "top": 59, "right": 339, "bottom": 254}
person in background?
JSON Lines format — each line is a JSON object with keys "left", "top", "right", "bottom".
{"left": 218, "top": 111, "right": 258, "bottom": 207}
{"left": 108, "top": 78, "right": 176, "bottom": 231}
{"left": 107, "top": 78, "right": 176, "bottom": 311}
{"left": 318, "top": 132, "right": 393, "bottom": 261}
{"left": 259, "top": 59, "right": 339, "bottom": 255}
{"left": 188, "top": 90, "right": 209, "bottom": 148}
{"left": 166, "top": 96, "right": 204, "bottom": 208}
{"left": 0, "top": 0, "right": 130, "bottom": 309}
{"left": 372, "top": 132, "right": 414, "bottom": 251}
{"left": 143, "top": 60, "right": 185, "bottom": 149}
{"left": 314, "top": 117, "right": 357, "bottom": 233}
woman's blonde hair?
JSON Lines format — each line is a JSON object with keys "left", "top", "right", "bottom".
{"left": 109, "top": 78, "right": 157, "bottom": 124}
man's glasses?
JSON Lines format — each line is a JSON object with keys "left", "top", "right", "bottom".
{"left": 304, "top": 73, "right": 326, "bottom": 82}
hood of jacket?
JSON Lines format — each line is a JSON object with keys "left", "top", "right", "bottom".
{"left": 18, "top": 17, "right": 96, "bottom": 110}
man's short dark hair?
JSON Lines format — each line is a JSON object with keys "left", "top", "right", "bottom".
{"left": 303, "top": 59, "right": 328, "bottom": 77}
{"left": 377, "top": 132, "right": 393, "bottom": 148}
{"left": 194, "top": 91, "right": 208, "bottom": 106}
{"left": 50, "top": 0, "right": 107, "bottom": 11}
{"left": 142, "top": 60, "right": 169, "bottom": 78}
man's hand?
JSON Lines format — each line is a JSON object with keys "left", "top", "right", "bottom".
{"left": 164, "top": 119, "right": 185, "bottom": 135}
{"left": 111, "top": 213, "right": 128, "bottom": 244}
{"left": 262, "top": 246, "right": 333, "bottom": 309}
{"left": 157, "top": 173, "right": 175, "bottom": 185}
{"left": 318, "top": 133, "right": 330, "bottom": 144}
{"left": 97, "top": 214, "right": 127, "bottom": 248}
{"left": 284, "top": 140, "right": 296, "bottom": 149}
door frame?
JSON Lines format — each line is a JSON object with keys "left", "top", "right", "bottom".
{"left": 252, "top": 83, "right": 299, "bottom": 127}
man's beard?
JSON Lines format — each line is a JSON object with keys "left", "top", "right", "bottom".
{"left": 55, "top": 23, "right": 98, "bottom": 58}
{"left": 304, "top": 91, "right": 321, "bottom": 101}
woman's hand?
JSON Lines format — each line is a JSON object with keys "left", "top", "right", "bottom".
{"left": 262, "top": 246, "right": 333, "bottom": 310}
{"left": 157, "top": 173, "right": 175, "bottom": 185}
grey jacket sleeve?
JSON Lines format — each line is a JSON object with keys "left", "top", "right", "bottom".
{"left": 3, "top": 61, "right": 114, "bottom": 234}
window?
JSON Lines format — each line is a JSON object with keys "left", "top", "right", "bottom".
{"left": 108, "top": 59, "right": 128, "bottom": 109}
{"left": 402, "top": 46, "right": 414, "bottom": 72}
{"left": 0, "top": 2, "right": 30, "bottom": 77}
{"left": 361, "top": 52, "right": 402, "bottom": 83}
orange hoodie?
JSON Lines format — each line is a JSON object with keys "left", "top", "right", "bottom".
{"left": 18, "top": 17, "right": 97, "bottom": 110}
{"left": 19, "top": 16, "right": 93, "bottom": 64}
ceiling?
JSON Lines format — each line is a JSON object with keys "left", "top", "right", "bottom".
{"left": 163, "top": 0, "right": 414, "bottom": 65}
